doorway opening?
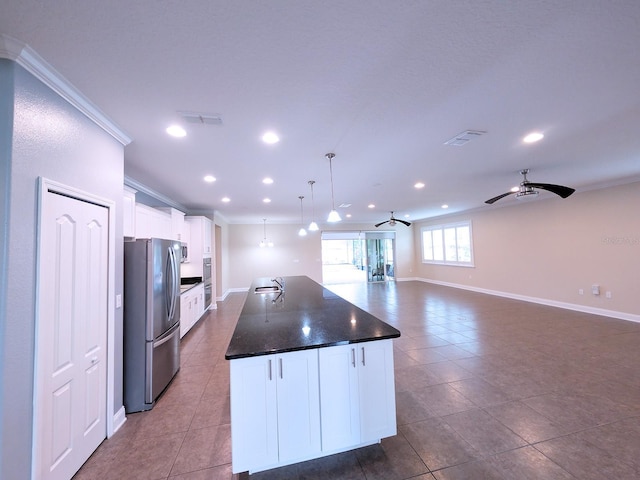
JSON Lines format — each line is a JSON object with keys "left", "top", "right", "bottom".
{"left": 321, "top": 231, "right": 396, "bottom": 285}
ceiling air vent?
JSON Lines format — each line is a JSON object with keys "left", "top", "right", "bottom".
{"left": 179, "top": 111, "right": 223, "bottom": 125}
{"left": 444, "top": 130, "right": 486, "bottom": 146}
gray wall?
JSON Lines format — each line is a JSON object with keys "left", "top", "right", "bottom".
{"left": 0, "top": 59, "right": 125, "bottom": 478}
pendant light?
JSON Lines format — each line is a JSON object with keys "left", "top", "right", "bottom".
{"left": 259, "top": 218, "right": 274, "bottom": 247}
{"left": 307, "top": 180, "right": 319, "bottom": 231}
{"left": 325, "top": 153, "right": 341, "bottom": 222}
{"left": 297, "top": 196, "right": 307, "bottom": 236}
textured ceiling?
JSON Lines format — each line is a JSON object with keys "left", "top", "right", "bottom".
{"left": 2, "top": 1, "right": 640, "bottom": 224}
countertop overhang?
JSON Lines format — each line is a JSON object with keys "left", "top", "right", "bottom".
{"left": 225, "top": 276, "right": 401, "bottom": 360}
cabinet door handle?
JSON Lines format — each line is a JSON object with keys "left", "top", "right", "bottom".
{"left": 351, "top": 348, "right": 356, "bottom": 368}
{"left": 361, "top": 347, "right": 366, "bottom": 366}
{"left": 279, "top": 358, "right": 283, "bottom": 379}
{"left": 268, "top": 359, "right": 272, "bottom": 381}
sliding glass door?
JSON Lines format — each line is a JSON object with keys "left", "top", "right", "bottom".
{"left": 365, "top": 232, "right": 395, "bottom": 283}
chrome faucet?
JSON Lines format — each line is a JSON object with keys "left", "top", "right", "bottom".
{"left": 271, "top": 277, "right": 285, "bottom": 291}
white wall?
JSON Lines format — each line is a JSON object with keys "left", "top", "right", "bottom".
{"left": 412, "top": 182, "right": 640, "bottom": 319}
{"left": 227, "top": 222, "right": 414, "bottom": 289}
{"left": 0, "top": 59, "right": 125, "bottom": 478}
{"left": 214, "top": 215, "right": 231, "bottom": 299}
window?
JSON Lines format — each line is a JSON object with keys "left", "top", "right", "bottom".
{"left": 421, "top": 221, "right": 473, "bottom": 266}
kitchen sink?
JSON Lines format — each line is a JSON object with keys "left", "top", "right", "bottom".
{"left": 254, "top": 286, "right": 282, "bottom": 294}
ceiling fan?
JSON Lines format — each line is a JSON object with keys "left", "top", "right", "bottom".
{"left": 375, "top": 211, "right": 411, "bottom": 228}
{"left": 485, "top": 169, "right": 575, "bottom": 204}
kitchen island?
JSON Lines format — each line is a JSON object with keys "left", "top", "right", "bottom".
{"left": 225, "top": 276, "right": 401, "bottom": 474}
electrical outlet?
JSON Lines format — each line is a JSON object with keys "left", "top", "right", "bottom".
{"left": 116, "top": 294, "right": 122, "bottom": 308}
{"left": 592, "top": 284, "right": 600, "bottom": 296}
{"left": 578, "top": 289, "right": 584, "bottom": 295}
{"left": 605, "top": 291, "right": 612, "bottom": 299}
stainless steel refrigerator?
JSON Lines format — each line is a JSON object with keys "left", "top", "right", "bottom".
{"left": 124, "top": 238, "right": 181, "bottom": 412}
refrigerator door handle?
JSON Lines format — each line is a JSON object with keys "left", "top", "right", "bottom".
{"left": 166, "top": 246, "right": 179, "bottom": 322}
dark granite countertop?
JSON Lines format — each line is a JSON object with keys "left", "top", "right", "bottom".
{"left": 225, "top": 276, "right": 401, "bottom": 360}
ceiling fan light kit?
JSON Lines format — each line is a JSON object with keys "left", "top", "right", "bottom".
{"left": 485, "top": 169, "right": 575, "bottom": 205}
{"left": 375, "top": 211, "right": 411, "bottom": 228}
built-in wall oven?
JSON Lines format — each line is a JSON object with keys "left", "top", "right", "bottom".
{"left": 203, "top": 257, "right": 212, "bottom": 309}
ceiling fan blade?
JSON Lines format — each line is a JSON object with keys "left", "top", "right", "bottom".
{"left": 396, "top": 219, "right": 411, "bottom": 226}
{"left": 374, "top": 220, "right": 389, "bottom": 228}
{"left": 527, "top": 182, "right": 575, "bottom": 198}
{"left": 485, "top": 191, "right": 515, "bottom": 204}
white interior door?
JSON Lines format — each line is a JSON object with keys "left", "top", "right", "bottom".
{"left": 34, "top": 190, "right": 109, "bottom": 480}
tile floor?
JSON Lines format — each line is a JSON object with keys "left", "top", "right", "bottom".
{"left": 74, "top": 281, "right": 640, "bottom": 479}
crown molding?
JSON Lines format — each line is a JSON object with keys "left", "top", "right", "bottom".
{"left": 124, "top": 175, "right": 189, "bottom": 213}
{"left": 0, "top": 34, "right": 131, "bottom": 146}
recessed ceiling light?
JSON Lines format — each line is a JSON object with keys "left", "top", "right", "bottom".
{"left": 523, "top": 132, "right": 544, "bottom": 143}
{"left": 262, "top": 177, "right": 274, "bottom": 184}
{"left": 441, "top": 204, "right": 449, "bottom": 209}
{"left": 204, "top": 175, "right": 216, "bottom": 183}
{"left": 263, "top": 198, "right": 271, "bottom": 203}
{"left": 346, "top": 214, "right": 352, "bottom": 218}
{"left": 368, "top": 204, "right": 375, "bottom": 209}
{"left": 414, "top": 182, "right": 425, "bottom": 189}
{"left": 261, "top": 131, "right": 280, "bottom": 144}
{"left": 404, "top": 214, "right": 410, "bottom": 218}
{"left": 166, "top": 125, "right": 186, "bottom": 137}
{"left": 510, "top": 186, "right": 520, "bottom": 192}
{"left": 221, "top": 197, "right": 230, "bottom": 203}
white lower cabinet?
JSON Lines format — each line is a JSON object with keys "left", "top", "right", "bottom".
{"left": 229, "top": 339, "right": 396, "bottom": 474}
{"left": 319, "top": 339, "right": 397, "bottom": 453}
{"left": 180, "top": 284, "right": 205, "bottom": 338}
{"left": 230, "top": 349, "right": 320, "bottom": 474}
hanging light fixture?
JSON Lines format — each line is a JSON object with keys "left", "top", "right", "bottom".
{"left": 325, "top": 153, "right": 341, "bottom": 222}
{"left": 308, "top": 180, "right": 319, "bottom": 231}
{"left": 259, "top": 218, "right": 274, "bottom": 247}
{"left": 297, "top": 196, "right": 307, "bottom": 236}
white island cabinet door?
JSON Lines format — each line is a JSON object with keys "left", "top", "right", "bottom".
{"left": 276, "top": 349, "right": 321, "bottom": 464}
{"left": 230, "top": 355, "right": 278, "bottom": 473}
{"left": 318, "top": 344, "right": 360, "bottom": 452}
{"left": 358, "top": 339, "right": 397, "bottom": 442}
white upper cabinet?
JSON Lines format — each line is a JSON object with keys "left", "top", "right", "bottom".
{"left": 187, "top": 216, "right": 212, "bottom": 258}
{"left": 134, "top": 204, "right": 171, "bottom": 239}
{"left": 158, "top": 207, "right": 185, "bottom": 242}
{"left": 123, "top": 187, "right": 136, "bottom": 238}
{"left": 185, "top": 216, "right": 212, "bottom": 268}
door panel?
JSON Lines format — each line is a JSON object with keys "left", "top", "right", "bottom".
{"left": 358, "top": 340, "right": 397, "bottom": 442}
{"left": 276, "top": 350, "right": 321, "bottom": 463}
{"left": 150, "top": 322, "right": 181, "bottom": 402}
{"left": 319, "top": 344, "right": 360, "bottom": 452}
{"left": 230, "top": 356, "right": 279, "bottom": 473}
{"left": 36, "top": 191, "right": 109, "bottom": 480}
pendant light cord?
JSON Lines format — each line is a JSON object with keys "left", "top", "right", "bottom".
{"left": 327, "top": 153, "right": 336, "bottom": 209}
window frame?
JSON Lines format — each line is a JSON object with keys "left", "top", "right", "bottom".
{"left": 421, "top": 221, "right": 474, "bottom": 267}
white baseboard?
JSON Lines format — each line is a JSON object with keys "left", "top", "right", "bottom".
{"left": 217, "top": 288, "right": 248, "bottom": 302}
{"left": 110, "top": 406, "right": 126, "bottom": 438}
{"left": 227, "top": 287, "right": 250, "bottom": 294}
{"left": 414, "top": 277, "right": 640, "bottom": 323}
